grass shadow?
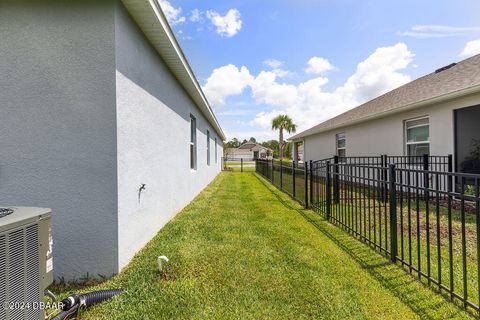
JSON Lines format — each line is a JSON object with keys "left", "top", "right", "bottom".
{"left": 253, "top": 173, "right": 476, "bottom": 319}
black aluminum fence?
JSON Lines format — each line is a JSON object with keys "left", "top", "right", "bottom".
{"left": 255, "top": 155, "right": 452, "bottom": 208}
{"left": 310, "top": 157, "right": 480, "bottom": 312}
{"left": 257, "top": 154, "right": 480, "bottom": 312}
{"left": 256, "top": 159, "right": 308, "bottom": 205}
{"left": 315, "top": 155, "right": 452, "bottom": 201}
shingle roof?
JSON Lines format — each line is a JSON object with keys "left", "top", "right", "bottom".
{"left": 235, "top": 142, "right": 272, "bottom": 151}
{"left": 251, "top": 145, "right": 271, "bottom": 152}
{"left": 290, "top": 54, "right": 480, "bottom": 140}
{"left": 238, "top": 143, "right": 257, "bottom": 149}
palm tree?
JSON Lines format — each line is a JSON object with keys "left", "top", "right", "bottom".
{"left": 271, "top": 114, "right": 297, "bottom": 159}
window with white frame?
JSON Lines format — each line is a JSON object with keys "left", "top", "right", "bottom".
{"left": 207, "top": 130, "right": 210, "bottom": 166}
{"left": 215, "top": 137, "right": 217, "bottom": 163}
{"left": 336, "top": 133, "right": 346, "bottom": 158}
{"left": 190, "top": 115, "right": 197, "bottom": 170}
{"left": 405, "top": 117, "right": 429, "bottom": 157}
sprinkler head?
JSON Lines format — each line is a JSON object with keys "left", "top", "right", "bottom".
{"left": 157, "top": 255, "right": 169, "bottom": 273}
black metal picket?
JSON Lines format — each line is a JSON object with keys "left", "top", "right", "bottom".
{"left": 308, "top": 155, "right": 480, "bottom": 312}
{"left": 256, "top": 154, "right": 480, "bottom": 312}
{"left": 256, "top": 159, "right": 308, "bottom": 206}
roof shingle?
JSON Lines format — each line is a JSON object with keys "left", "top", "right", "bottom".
{"left": 290, "top": 54, "right": 480, "bottom": 140}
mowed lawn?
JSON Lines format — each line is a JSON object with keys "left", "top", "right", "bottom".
{"left": 224, "top": 160, "right": 256, "bottom": 172}
{"left": 63, "top": 172, "right": 474, "bottom": 319}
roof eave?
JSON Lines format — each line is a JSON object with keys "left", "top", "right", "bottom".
{"left": 289, "top": 84, "right": 480, "bottom": 140}
{"left": 121, "top": 0, "right": 225, "bottom": 140}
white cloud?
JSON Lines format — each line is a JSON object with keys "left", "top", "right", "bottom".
{"left": 262, "top": 59, "right": 290, "bottom": 78}
{"left": 460, "top": 39, "right": 480, "bottom": 57}
{"left": 176, "top": 29, "right": 192, "bottom": 40}
{"left": 206, "top": 9, "right": 242, "bottom": 37}
{"left": 190, "top": 9, "right": 203, "bottom": 23}
{"left": 271, "top": 69, "right": 290, "bottom": 78}
{"left": 338, "top": 42, "right": 413, "bottom": 101}
{"left": 251, "top": 71, "right": 300, "bottom": 107}
{"left": 263, "top": 59, "right": 284, "bottom": 69}
{"left": 202, "top": 64, "right": 253, "bottom": 108}
{"left": 159, "top": 0, "right": 186, "bottom": 25}
{"left": 250, "top": 110, "right": 283, "bottom": 128}
{"left": 204, "top": 43, "right": 414, "bottom": 138}
{"left": 159, "top": 3, "right": 242, "bottom": 38}
{"left": 305, "top": 56, "right": 334, "bottom": 74}
{"left": 397, "top": 25, "right": 480, "bottom": 38}
{"left": 250, "top": 43, "right": 413, "bottom": 133}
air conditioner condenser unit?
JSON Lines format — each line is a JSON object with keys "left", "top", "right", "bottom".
{"left": 0, "top": 207, "right": 53, "bottom": 320}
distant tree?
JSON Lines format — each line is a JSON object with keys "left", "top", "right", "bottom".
{"left": 261, "top": 140, "right": 279, "bottom": 158}
{"left": 232, "top": 138, "right": 241, "bottom": 148}
{"left": 242, "top": 139, "right": 248, "bottom": 145}
{"left": 223, "top": 138, "right": 242, "bottom": 158}
{"left": 249, "top": 137, "right": 257, "bottom": 143}
{"left": 271, "top": 115, "right": 297, "bottom": 159}
{"left": 224, "top": 138, "right": 241, "bottom": 149}
{"left": 284, "top": 141, "right": 293, "bottom": 159}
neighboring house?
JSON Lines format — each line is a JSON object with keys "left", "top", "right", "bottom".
{"left": 294, "top": 142, "right": 304, "bottom": 163}
{"left": 290, "top": 54, "right": 480, "bottom": 173}
{"left": 0, "top": 0, "right": 225, "bottom": 279}
{"left": 226, "top": 142, "right": 272, "bottom": 160}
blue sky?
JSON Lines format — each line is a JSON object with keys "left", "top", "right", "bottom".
{"left": 160, "top": 0, "right": 480, "bottom": 142}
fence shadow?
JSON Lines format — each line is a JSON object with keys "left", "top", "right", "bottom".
{"left": 253, "top": 173, "right": 475, "bottom": 320}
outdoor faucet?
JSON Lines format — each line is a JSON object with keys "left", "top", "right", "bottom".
{"left": 138, "top": 184, "right": 146, "bottom": 202}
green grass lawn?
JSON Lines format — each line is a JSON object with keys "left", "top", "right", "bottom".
{"left": 224, "top": 161, "right": 255, "bottom": 165}
{"left": 224, "top": 161, "right": 256, "bottom": 172}
{"left": 270, "top": 168, "right": 308, "bottom": 202}
{"left": 53, "top": 172, "right": 475, "bottom": 319}
{"left": 308, "top": 180, "right": 480, "bottom": 308}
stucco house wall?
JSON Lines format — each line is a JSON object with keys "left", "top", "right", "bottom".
{"left": 0, "top": 0, "right": 224, "bottom": 279}
{"left": 226, "top": 143, "right": 271, "bottom": 160}
{"left": 226, "top": 149, "right": 254, "bottom": 159}
{"left": 115, "top": 3, "right": 223, "bottom": 269}
{"left": 0, "top": 0, "right": 118, "bottom": 279}
{"left": 303, "top": 92, "right": 480, "bottom": 170}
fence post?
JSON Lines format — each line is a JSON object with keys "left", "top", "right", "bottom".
{"left": 304, "top": 161, "right": 308, "bottom": 208}
{"left": 389, "top": 164, "right": 398, "bottom": 262}
{"left": 241, "top": 158, "right": 243, "bottom": 172}
{"left": 448, "top": 154, "right": 453, "bottom": 173}
{"left": 423, "top": 154, "right": 429, "bottom": 171}
{"left": 447, "top": 154, "right": 453, "bottom": 192}
{"left": 309, "top": 160, "right": 313, "bottom": 206}
{"left": 423, "top": 154, "right": 429, "bottom": 199}
{"left": 271, "top": 159, "right": 274, "bottom": 184}
{"left": 292, "top": 161, "right": 296, "bottom": 198}
{"left": 326, "top": 160, "right": 332, "bottom": 220}
{"left": 333, "top": 155, "right": 339, "bottom": 204}
{"left": 381, "top": 154, "right": 388, "bottom": 202}
{"left": 280, "top": 159, "right": 283, "bottom": 190}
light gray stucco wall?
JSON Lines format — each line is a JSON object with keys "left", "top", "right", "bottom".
{"left": 115, "top": 3, "right": 223, "bottom": 269}
{"left": 303, "top": 92, "right": 480, "bottom": 169}
{"left": 0, "top": 0, "right": 118, "bottom": 279}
